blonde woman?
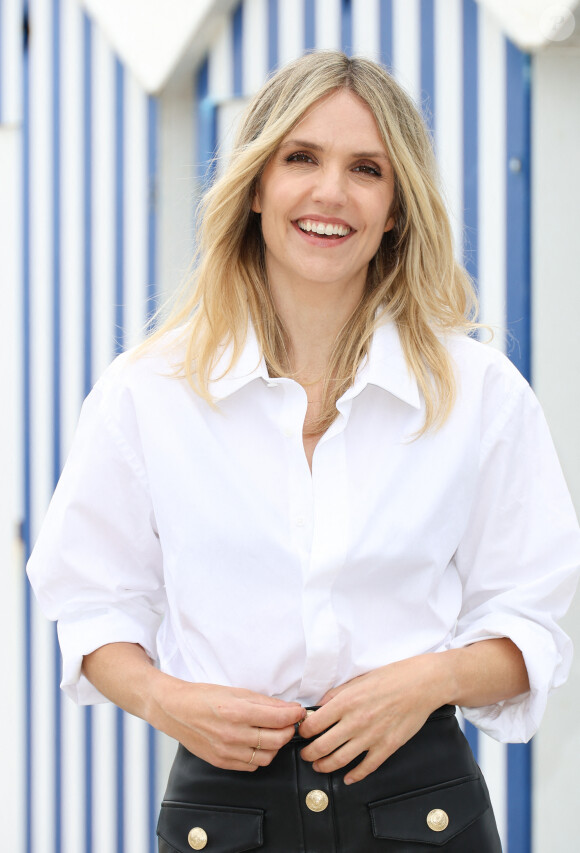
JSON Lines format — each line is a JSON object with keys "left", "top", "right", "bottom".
{"left": 28, "top": 52, "right": 579, "bottom": 852}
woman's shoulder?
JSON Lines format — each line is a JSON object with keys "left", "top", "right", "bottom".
{"left": 95, "top": 328, "right": 188, "bottom": 393}
{"left": 444, "top": 331, "right": 530, "bottom": 394}
{"left": 84, "top": 329, "right": 191, "bottom": 431}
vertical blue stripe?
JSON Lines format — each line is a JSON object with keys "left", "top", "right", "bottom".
{"left": 379, "top": 0, "right": 393, "bottom": 69}
{"left": 148, "top": 727, "right": 158, "bottom": 853}
{"left": 114, "top": 55, "right": 126, "bottom": 853}
{"left": 196, "top": 60, "right": 218, "bottom": 189}
{"left": 506, "top": 39, "right": 532, "bottom": 853}
{"left": 116, "top": 708, "right": 125, "bottom": 853}
{"left": 84, "top": 707, "right": 93, "bottom": 853}
{"left": 232, "top": 2, "right": 243, "bottom": 97}
{"left": 146, "top": 94, "right": 159, "bottom": 853}
{"left": 82, "top": 14, "right": 94, "bottom": 853}
{"left": 267, "top": 0, "right": 278, "bottom": 70}
{"left": 420, "top": 0, "right": 435, "bottom": 132}
{"left": 462, "top": 0, "right": 479, "bottom": 287}
{"left": 83, "top": 11, "right": 93, "bottom": 396}
{"left": 114, "top": 58, "right": 124, "bottom": 356}
{"left": 22, "top": 2, "right": 32, "bottom": 852}
{"left": 304, "top": 0, "right": 315, "bottom": 51}
{"left": 341, "top": 0, "right": 352, "bottom": 54}
{"left": 505, "top": 42, "right": 531, "bottom": 383}
{"left": 508, "top": 742, "right": 532, "bottom": 853}
{"left": 52, "top": 3, "right": 63, "bottom": 850}
{"left": 463, "top": 720, "right": 479, "bottom": 763}
{"left": 146, "top": 96, "right": 158, "bottom": 325}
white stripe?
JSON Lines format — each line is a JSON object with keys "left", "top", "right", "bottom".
{"left": 434, "top": 0, "right": 463, "bottom": 256}
{"left": 278, "top": 0, "right": 304, "bottom": 64}
{"left": 29, "top": 0, "right": 57, "bottom": 847}
{"left": 124, "top": 715, "right": 151, "bottom": 853}
{"left": 478, "top": 732, "right": 508, "bottom": 850}
{"left": 124, "top": 70, "right": 149, "bottom": 349}
{"left": 392, "top": 0, "right": 421, "bottom": 104}
{"left": 477, "top": 5, "right": 507, "bottom": 349}
{"left": 60, "top": 0, "right": 85, "bottom": 449}
{"left": 1, "top": 0, "right": 23, "bottom": 124}
{"left": 243, "top": 0, "right": 268, "bottom": 95}
{"left": 208, "top": 17, "right": 234, "bottom": 100}
{"left": 91, "top": 703, "right": 118, "bottom": 853}
{"left": 352, "top": 0, "right": 380, "bottom": 60}
{"left": 91, "top": 25, "right": 116, "bottom": 376}
{"left": 158, "top": 72, "right": 196, "bottom": 300}
{"left": 0, "top": 125, "right": 24, "bottom": 853}
{"left": 315, "top": 0, "right": 342, "bottom": 50}
{"left": 60, "top": 3, "right": 87, "bottom": 847}
{"left": 61, "top": 701, "right": 87, "bottom": 853}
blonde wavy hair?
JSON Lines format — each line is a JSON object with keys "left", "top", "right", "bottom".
{"left": 149, "top": 50, "right": 479, "bottom": 435}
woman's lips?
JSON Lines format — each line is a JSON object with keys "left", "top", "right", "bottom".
{"left": 296, "top": 218, "right": 352, "bottom": 237}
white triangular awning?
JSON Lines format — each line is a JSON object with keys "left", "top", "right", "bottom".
{"left": 79, "top": 0, "right": 239, "bottom": 93}
{"left": 476, "top": 0, "right": 580, "bottom": 50}
{"left": 79, "top": 0, "right": 580, "bottom": 94}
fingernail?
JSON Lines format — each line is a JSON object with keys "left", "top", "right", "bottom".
{"left": 344, "top": 776, "right": 352, "bottom": 786}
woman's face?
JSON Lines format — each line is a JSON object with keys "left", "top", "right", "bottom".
{"left": 252, "top": 89, "right": 396, "bottom": 301}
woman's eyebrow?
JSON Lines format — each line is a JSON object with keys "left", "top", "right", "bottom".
{"left": 280, "top": 138, "right": 389, "bottom": 161}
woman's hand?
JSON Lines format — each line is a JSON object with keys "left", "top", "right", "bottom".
{"left": 298, "top": 654, "right": 445, "bottom": 785}
{"left": 82, "top": 642, "right": 305, "bottom": 771}
{"left": 149, "top": 674, "right": 305, "bottom": 771}
{"left": 299, "top": 640, "right": 529, "bottom": 784}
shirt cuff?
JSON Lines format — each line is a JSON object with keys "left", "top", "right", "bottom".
{"left": 448, "top": 613, "right": 572, "bottom": 742}
{"left": 57, "top": 605, "right": 161, "bottom": 705}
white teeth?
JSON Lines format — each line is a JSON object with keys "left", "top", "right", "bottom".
{"left": 297, "top": 219, "right": 351, "bottom": 237}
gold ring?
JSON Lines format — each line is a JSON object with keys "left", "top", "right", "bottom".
{"left": 248, "top": 749, "right": 257, "bottom": 765}
{"left": 257, "top": 728, "right": 262, "bottom": 750}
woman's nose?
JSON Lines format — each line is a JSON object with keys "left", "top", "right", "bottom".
{"left": 310, "top": 166, "right": 348, "bottom": 207}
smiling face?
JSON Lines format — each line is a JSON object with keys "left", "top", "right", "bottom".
{"left": 252, "top": 89, "right": 396, "bottom": 306}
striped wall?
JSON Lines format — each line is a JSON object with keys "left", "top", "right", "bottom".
{"left": 2, "top": 0, "right": 533, "bottom": 851}
{"left": 16, "top": 0, "right": 161, "bottom": 851}
{"left": 195, "top": 1, "right": 531, "bottom": 851}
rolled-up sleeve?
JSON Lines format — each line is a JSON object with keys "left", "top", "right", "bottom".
{"left": 27, "top": 372, "right": 165, "bottom": 705}
{"left": 450, "top": 380, "right": 580, "bottom": 742}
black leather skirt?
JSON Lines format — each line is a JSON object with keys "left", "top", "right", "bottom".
{"left": 157, "top": 705, "right": 502, "bottom": 852}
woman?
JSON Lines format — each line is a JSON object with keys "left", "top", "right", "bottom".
{"left": 28, "top": 51, "right": 580, "bottom": 852}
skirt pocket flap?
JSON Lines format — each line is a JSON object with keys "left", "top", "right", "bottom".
{"left": 157, "top": 801, "right": 264, "bottom": 853}
{"left": 369, "top": 776, "right": 489, "bottom": 846}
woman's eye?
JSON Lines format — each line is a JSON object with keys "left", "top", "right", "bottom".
{"left": 353, "top": 163, "right": 382, "bottom": 177}
{"left": 286, "top": 151, "right": 314, "bottom": 164}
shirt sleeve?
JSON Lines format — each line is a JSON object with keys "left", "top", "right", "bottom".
{"left": 449, "top": 377, "right": 580, "bottom": 742}
{"left": 27, "top": 369, "right": 165, "bottom": 705}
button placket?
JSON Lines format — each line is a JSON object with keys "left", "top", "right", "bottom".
{"left": 280, "top": 379, "right": 314, "bottom": 559}
{"left": 298, "top": 421, "right": 350, "bottom": 699}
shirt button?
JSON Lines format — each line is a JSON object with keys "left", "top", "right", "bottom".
{"left": 282, "top": 427, "right": 294, "bottom": 438}
{"left": 295, "top": 517, "right": 306, "bottom": 527}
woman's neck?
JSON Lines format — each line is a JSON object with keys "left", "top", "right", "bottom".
{"left": 270, "top": 277, "right": 364, "bottom": 384}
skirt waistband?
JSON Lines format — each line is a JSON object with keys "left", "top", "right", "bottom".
{"left": 292, "top": 702, "right": 456, "bottom": 742}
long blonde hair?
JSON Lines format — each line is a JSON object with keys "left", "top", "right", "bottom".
{"left": 149, "top": 50, "right": 479, "bottom": 434}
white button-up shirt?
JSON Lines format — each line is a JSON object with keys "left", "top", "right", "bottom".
{"left": 27, "top": 320, "right": 580, "bottom": 743}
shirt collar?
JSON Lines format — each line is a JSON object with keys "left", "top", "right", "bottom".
{"left": 208, "top": 324, "right": 270, "bottom": 400}
{"left": 349, "top": 319, "right": 421, "bottom": 409}
{"left": 208, "top": 318, "right": 421, "bottom": 409}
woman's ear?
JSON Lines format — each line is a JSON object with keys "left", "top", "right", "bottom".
{"left": 384, "top": 215, "right": 395, "bottom": 233}
{"left": 251, "top": 186, "right": 262, "bottom": 213}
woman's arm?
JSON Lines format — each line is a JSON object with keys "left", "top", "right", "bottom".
{"left": 299, "top": 638, "right": 528, "bottom": 784}
{"left": 82, "top": 642, "right": 305, "bottom": 771}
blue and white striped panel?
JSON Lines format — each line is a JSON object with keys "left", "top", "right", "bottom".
{"left": 199, "top": 1, "right": 532, "bottom": 851}
{"left": 0, "top": 0, "right": 23, "bottom": 124}
{"left": 23, "top": 0, "right": 159, "bottom": 851}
